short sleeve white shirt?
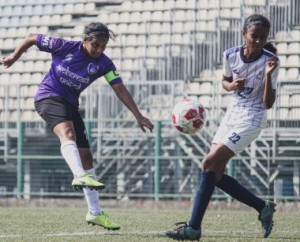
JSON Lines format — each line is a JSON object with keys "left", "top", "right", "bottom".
{"left": 222, "top": 46, "right": 280, "bottom": 128}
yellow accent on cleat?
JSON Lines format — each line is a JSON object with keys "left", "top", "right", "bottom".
{"left": 72, "top": 174, "right": 105, "bottom": 190}
{"left": 86, "top": 212, "right": 121, "bottom": 230}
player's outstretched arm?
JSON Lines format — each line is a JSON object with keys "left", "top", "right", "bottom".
{"left": 2, "top": 33, "right": 38, "bottom": 68}
{"left": 111, "top": 82, "right": 154, "bottom": 132}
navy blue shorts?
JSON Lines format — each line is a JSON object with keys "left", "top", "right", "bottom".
{"left": 34, "top": 96, "right": 90, "bottom": 148}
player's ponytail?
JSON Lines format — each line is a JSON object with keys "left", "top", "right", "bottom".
{"left": 263, "top": 42, "right": 277, "bottom": 55}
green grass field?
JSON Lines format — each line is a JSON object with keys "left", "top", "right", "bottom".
{"left": 0, "top": 206, "right": 299, "bottom": 242}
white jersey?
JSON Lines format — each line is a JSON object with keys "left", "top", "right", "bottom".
{"left": 222, "top": 46, "right": 280, "bottom": 128}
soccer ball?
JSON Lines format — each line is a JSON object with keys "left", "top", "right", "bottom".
{"left": 172, "top": 98, "right": 206, "bottom": 134}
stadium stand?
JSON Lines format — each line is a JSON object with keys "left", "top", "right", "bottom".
{"left": 0, "top": 0, "right": 300, "bottom": 200}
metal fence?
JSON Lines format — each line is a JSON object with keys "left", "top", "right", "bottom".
{"left": 117, "top": 0, "right": 300, "bottom": 82}
{"left": 0, "top": 119, "right": 299, "bottom": 201}
{"left": 0, "top": 79, "right": 300, "bottom": 201}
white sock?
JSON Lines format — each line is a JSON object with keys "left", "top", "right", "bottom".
{"left": 83, "top": 168, "right": 101, "bottom": 215}
{"left": 60, "top": 140, "right": 85, "bottom": 178}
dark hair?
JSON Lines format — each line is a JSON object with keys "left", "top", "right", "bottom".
{"left": 242, "top": 14, "right": 271, "bottom": 34}
{"left": 263, "top": 42, "right": 277, "bottom": 55}
{"left": 83, "top": 22, "right": 116, "bottom": 41}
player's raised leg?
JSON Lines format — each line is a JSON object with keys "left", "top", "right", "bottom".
{"left": 217, "top": 174, "right": 276, "bottom": 237}
{"left": 55, "top": 122, "right": 105, "bottom": 191}
{"left": 259, "top": 200, "right": 276, "bottom": 238}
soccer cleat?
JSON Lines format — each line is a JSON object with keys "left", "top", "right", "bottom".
{"left": 165, "top": 222, "right": 201, "bottom": 241}
{"left": 258, "top": 200, "right": 276, "bottom": 238}
{"left": 86, "top": 211, "right": 121, "bottom": 230}
{"left": 72, "top": 174, "right": 105, "bottom": 191}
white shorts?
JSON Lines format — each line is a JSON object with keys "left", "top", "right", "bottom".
{"left": 212, "top": 122, "right": 263, "bottom": 154}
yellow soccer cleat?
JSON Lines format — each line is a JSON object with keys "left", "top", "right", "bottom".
{"left": 86, "top": 212, "right": 121, "bottom": 230}
{"left": 72, "top": 174, "right": 105, "bottom": 191}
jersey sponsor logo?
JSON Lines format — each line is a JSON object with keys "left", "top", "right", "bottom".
{"left": 41, "top": 36, "right": 52, "bottom": 49}
{"left": 64, "top": 54, "right": 73, "bottom": 62}
{"left": 60, "top": 77, "right": 81, "bottom": 89}
{"left": 256, "top": 71, "right": 263, "bottom": 80}
{"left": 87, "top": 63, "right": 99, "bottom": 75}
{"left": 57, "top": 65, "right": 89, "bottom": 84}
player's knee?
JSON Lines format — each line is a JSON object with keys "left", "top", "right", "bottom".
{"left": 201, "top": 157, "right": 215, "bottom": 171}
{"left": 63, "top": 127, "right": 76, "bottom": 140}
{"left": 201, "top": 155, "right": 224, "bottom": 174}
{"left": 54, "top": 123, "right": 77, "bottom": 141}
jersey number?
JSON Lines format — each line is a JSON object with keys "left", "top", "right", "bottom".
{"left": 228, "top": 132, "right": 241, "bottom": 144}
{"left": 237, "top": 87, "right": 253, "bottom": 98}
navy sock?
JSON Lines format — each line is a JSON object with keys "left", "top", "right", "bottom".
{"left": 188, "top": 171, "right": 216, "bottom": 230}
{"left": 216, "top": 174, "right": 265, "bottom": 212}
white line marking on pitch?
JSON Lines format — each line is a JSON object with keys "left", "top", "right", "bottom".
{"left": 46, "top": 231, "right": 165, "bottom": 237}
{"left": 0, "top": 231, "right": 165, "bottom": 239}
{"left": 1, "top": 230, "right": 300, "bottom": 239}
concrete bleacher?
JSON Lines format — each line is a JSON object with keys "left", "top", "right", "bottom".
{"left": 276, "top": 30, "right": 300, "bottom": 81}
{"left": 0, "top": 0, "right": 299, "bottom": 122}
{"left": 0, "top": 0, "right": 300, "bottom": 123}
{"left": 0, "top": 0, "right": 123, "bottom": 122}
{"left": 0, "top": 0, "right": 299, "bottom": 123}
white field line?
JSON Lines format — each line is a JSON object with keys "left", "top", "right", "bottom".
{"left": 0, "top": 230, "right": 300, "bottom": 239}
{"left": 0, "top": 231, "right": 165, "bottom": 239}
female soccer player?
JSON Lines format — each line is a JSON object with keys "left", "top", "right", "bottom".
{"left": 165, "top": 14, "right": 280, "bottom": 240}
{"left": 2, "top": 22, "right": 154, "bottom": 230}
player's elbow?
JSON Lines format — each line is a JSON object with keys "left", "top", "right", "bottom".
{"left": 265, "top": 105, "right": 273, "bottom": 110}
{"left": 264, "top": 95, "right": 276, "bottom": 110}
{"left": 265, "top": 101, "right": 275, "bottom": 109}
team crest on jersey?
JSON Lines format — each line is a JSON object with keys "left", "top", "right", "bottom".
{"left": 256, "top": 71, "right": 263, "bottom": 80}
{"left": 64, "top": 54, "right": 73, "bottom": 62}
{"left": 87, "top": 63, "right": 99, "bottom": 75}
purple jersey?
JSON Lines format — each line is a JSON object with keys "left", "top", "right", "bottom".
{"left": 35, "top": 34, "right": 122, "bottom": 108}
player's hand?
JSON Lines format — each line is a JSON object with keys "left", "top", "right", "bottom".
{"left": 2, "top": 55, "right": 16, "bottom": 68}
{"left": 265, "top": 58, "right": 278, "bottom": 76}
{"left": 137, "top": 116, "right": 154, "bottom": 133}
{"left": 230, "top": 78, "right": 245, "bottom": 91}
